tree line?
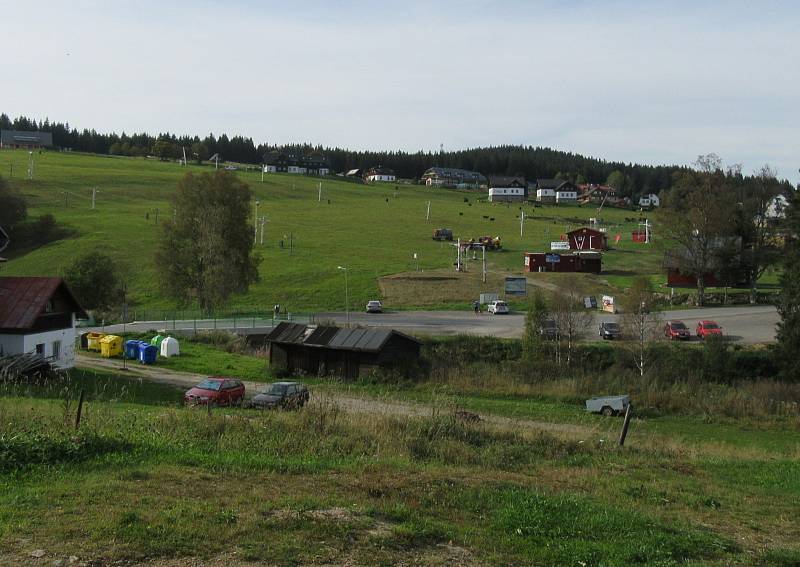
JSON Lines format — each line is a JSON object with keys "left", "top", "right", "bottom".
{"left": 0, "top": 112, "right": 734, "bottom": 196}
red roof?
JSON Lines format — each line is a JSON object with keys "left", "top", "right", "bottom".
{"left": 0, "top": 277, "right": 87, "bottom": 330}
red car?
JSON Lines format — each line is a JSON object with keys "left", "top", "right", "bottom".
{"left": 664, "top": 320, "right": 691, "bottom": 340}
{"left": 695, "top": 320, "right": 723, "bottom": 340}
{"left": 184, "top": 377, "right": 245, "bottom": 406}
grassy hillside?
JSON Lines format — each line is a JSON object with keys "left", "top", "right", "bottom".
{"left": 0, "top": 370, "right": 798, "bottom": 565}
{"left": 1, "top": 150, "right": 665, "bottom": 312}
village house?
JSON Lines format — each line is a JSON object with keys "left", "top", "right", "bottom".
{"left": 421, "top": 167, "right": 487, "bottom": 189}
{"left": 567, "top": 227, "right": 609, "bottom": 251}
{"left": 263, "top": 150, "right": 331, "bottom": 176}
{"left": 638, "top": 193, "right": 661, "bottom": 208}
{"left": 364, "top": 166, "right": 396, "bottom": 182}
{"left": 0, "top": 130, "right": 53, "bottom": 149}
{"left": 0, "top": 277, "right": 87, "bottom": 370}
{"left": 535, "top": 179, "right": 577, "bottom": 203}
{"left": 488, "top": 176, "right": 527, "bottom": 202}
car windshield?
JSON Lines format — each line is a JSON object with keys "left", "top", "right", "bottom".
{"left": 496, "top": 302, "right": 507, "bottom": 307}
{"left": 196, "top": 379, "right": 222, "bottom": 391}
{"left": 263, "top": 384, "right": 288, "bottom": 396}
{"left": 704, "top": 323, "right": 719, "bottom": 329}
{"left": 670, "top": 322, "right": 687, "bottom": 330}
{"left": 542, "top": 321, "right": 556, "bottom": 329}
{"left": 604, "top": 323, "right": 619, "bottom": 330}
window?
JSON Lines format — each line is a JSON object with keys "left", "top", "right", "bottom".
{"left": 35, "top": 343, "right": 44, "bottom": 355}
{"left": 52, "top": 340, "right": 61, "bottom": 359}
{"left": 45, "top": 300, "right": 54, "bottom": 313}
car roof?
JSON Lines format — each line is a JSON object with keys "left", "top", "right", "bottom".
{"left": 699, "top": 320, "right": 718, "bottom": 325}
{"left": 272, "top": 381, "right": 303, "bottom": 386}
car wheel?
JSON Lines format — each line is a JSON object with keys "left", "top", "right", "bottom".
{"left": 601, "top": 406, "right": 614, "bottom": 417}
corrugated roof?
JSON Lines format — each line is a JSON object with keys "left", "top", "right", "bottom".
{"left": 264, "top": 322, "right": 308, "bottom": 344}
{"left": 0, "top": 130, "right": 53, "bottom": 146}
{"left": 268, "top": 323, "right": 419, "bottom": 353}
{"left": 0, "top": 277, "right": 87, "bottom": 330}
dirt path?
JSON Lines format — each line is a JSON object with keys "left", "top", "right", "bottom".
{"left": 76, "top": 354, "right": 598, "bottom": 439}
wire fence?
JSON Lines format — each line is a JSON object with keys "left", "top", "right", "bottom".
{"left": 119, "top": 309, "right": 318, "bottom": 332}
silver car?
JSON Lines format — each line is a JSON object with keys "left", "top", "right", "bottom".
{"left": 366, "top": 300, "right": 383, "bottom": 313}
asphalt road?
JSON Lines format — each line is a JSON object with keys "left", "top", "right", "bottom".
{"left": 89, "top": 305, "right": 779, "bottom": 343}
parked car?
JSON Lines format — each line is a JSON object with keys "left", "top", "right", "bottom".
{"left": 539, "top": 319, "right": 558, "bottom": 339}
{"left": 250, "top": 381, "right": 309, "bottom": 410}
{"left": 487, "top": 300, "right": 509, "bottom": 314}
{"left": 366, "top": 300, "right": 383, "bottom": 313}
{"left": 696, "top": 320, "right": 723, "bottom": 340}
{"left": 598, "top": 321, "right": 621, "bottom": 340}
{"left": 184, "top": 377, "right": 245, "bottom": 406}
{"left": 585, "top": 395, "right": 630, "bottom": 416}
{"left": 665, "top": 320, "right": 691, "bottom": 340}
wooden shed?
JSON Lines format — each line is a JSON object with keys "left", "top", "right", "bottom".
{"left": 567, "top": 227, "right": 608, "bottom": 251}
{"left": 265, "top": 322, "right": 422, "bottom": 380}
{"left": 524, "top": 251, "right": 602, "bottom": 274}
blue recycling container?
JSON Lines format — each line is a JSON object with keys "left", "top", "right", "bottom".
{"left": 138, "top": 343, "right": 158, "bottom": 365}
{"left": 124, "top": 340, "right": 143, "bottom": 360}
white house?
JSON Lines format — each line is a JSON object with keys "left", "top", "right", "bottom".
{"left": 364, "top": 167, "right": 396, "bottom": 183}
{"left": 0, "top": 277, "right": 87, "bottom": 370}
{"left": 638, "top": 193, "right": 661, "bottom": 208}
{"left": 556, "top": 189, "right": 578, "bottom": 203}
{"left": 536, "top": 189, "right": 556, "bottom": 203}
{"left": 488, "top": 176, "right": 527, "bottom": 202}
{"left": 766, "top": 194, "right": 788, "bottom": 219}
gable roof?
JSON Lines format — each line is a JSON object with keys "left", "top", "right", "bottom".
{"left": 537, "top": 179, "right": 576, "bottom": 191}
{"left": 266, "top": 322, "right": 420, "bottom": 353}
{"left": 488, "top": 176, "right": 526, "bottom": 188}
{"left": 0, "top": 277, "right": 87, "bottom": 330}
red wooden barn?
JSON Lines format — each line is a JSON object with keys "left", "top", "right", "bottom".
{"left": 524, "top": 252, "right": 602, "bottom": 274}
{"left": 567, "top": 227, "right": 608, "bottom": 251}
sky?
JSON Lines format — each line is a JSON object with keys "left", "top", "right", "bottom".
{"left": 3, "top": 0, "right": 799, "bottom": 182}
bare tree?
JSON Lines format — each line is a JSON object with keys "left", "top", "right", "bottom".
{"left": 662, "top": 155, "right": 736, "bottom": 306}
{"left": 620, "top": 278, "right": 663, "bottom": 376}
{"left": 551, "top": 276, "right": 592, "bottom": 366}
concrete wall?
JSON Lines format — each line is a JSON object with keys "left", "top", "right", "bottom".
{"left": 0, "top": 327, "right": 77, "bottom": 369}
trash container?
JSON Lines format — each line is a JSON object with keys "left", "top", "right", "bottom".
{"left": 99, "top": 335, "right": 123, "bottom": 357}
{"left": 86, "top": 332, "right": 107, "bottom": 352}
{"left": 124, "top": 340, "right": 143, "bottom": 359}
{"left": 150, "top": 334, "right": 165, "bottom": 347}
{"left": 138, "top": 343, "right": 158, "bottom": 365}
{"left": 160, "top": 336, "right": 180, "bottom": 357}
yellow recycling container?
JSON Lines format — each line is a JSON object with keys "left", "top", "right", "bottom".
{"left": 86, "top": 332, "right": 107, "bottom": 352}
{"left": 99, "top": 334, "right": 123, "bottom": 358}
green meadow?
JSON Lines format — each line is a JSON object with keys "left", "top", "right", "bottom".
{"left": 0, "top": 150, "right": 665, "bottom": 312}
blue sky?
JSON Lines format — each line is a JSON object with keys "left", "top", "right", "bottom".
{"left": 4, "top": 1, "right": 799, "bottom": 181}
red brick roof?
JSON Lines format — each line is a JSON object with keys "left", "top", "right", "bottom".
{"left": 0, "top": 277, "right": 87, "bottom": 330}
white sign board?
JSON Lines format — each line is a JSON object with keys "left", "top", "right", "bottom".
{"left": 505, "top": 277, "right": 527, "bottom": 296}
{"left": 601, "top": 295, "right": 616, "bottom": 313}
{"left": 550, "top": 241, "right": 570, "bottom": 251}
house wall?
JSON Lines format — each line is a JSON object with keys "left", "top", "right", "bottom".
{"left": 556, "top": 191, "right": 577, "bottom": 203}
{"left": 536, "top": 189, "right": 556, "bottom": 202}
{"left": 367, "top": 174, "right": 395, "bottom": 182}
{"left": 0, "top": 326, "right": 77, "bottom": 369}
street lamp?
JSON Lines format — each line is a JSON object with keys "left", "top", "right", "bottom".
{"left": 253, "top": 200, "right": 260, "bottom": 244}
{"left": 337, "top": 266, "right": 349, "bottom": 324}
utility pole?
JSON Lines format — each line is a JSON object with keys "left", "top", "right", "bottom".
{"left": 259, "top": 216, "right": 268, "bottom": 245}
{"left": 318, "top": 182, "right": 322, "bottom": 203}
{"left": 456, "top": 239, "right": 461, "bottom": 272}
{"left": 253, "top": 200, "right": 260, "bottom": 244}
{"left": 27, "top": 151, "right": 34, "bottom": 180}
{"left": 482, "top": 245, "right": 487, "bottom": 283}
{"left": 261, "top": 165, "right": 264, "bottom": 182}
{"left": 426, "top": 201, "right": 431, "bottom": 221}
{"left": 520, "top": 210, "right": 525, "bottom": 237}
{"left": 91, "top": 187, "right": 99, "bottom": 210}
{"left": 337, "top": 266, "right": 349, "bottom": 324}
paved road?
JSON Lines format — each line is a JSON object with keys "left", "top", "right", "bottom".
{"left": 87, "top": 305, "right": 779, "bottom": 343}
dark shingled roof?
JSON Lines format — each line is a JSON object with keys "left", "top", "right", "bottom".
{"left": 0, "top": 130, "right": 53, "bottom": 147}
{"left": 0, "top": 277, "right": 87, "bottom": 330}
{"left": 266, "top": 322, "right": 420, "bottom": 353}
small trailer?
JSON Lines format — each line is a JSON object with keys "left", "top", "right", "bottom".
{"left": 585, "top": 395, "right": 630, "bottom": 416}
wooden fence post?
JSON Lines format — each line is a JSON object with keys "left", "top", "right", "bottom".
{"left": 75, "top": 389, "right": 85, "bottom": 430}
{"left": 618, "top": 403, "right": 633, "bottom": 447}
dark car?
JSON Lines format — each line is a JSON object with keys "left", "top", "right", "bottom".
{"left": 250, "top": 381, "right": 309, "bottom": 410}
{"left": 184, "top": 377, "right": 245, "bottom": 406}
{"left": 665, "top": 320, "right": 691, "bottom": 340}
{"left": 598, "top": 321, "right": 621, "bottom": 340}
{"left": 539, "top": 319, "right": 558, "bottom": 339}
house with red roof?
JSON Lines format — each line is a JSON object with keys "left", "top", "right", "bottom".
{"left": 0, "top": 277, "right": 87, "bottom": 369}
